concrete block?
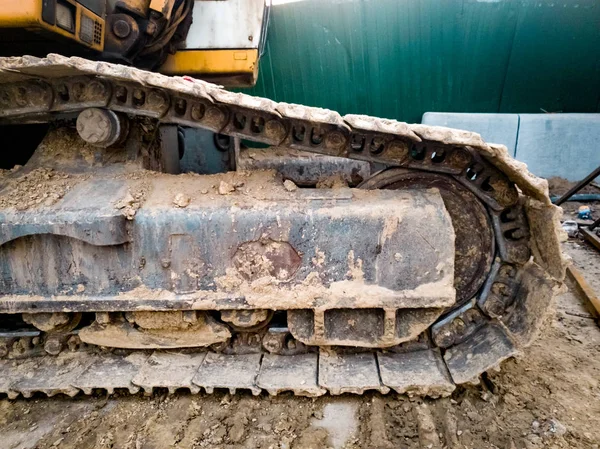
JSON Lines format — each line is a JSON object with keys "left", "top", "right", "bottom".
{"left": 515, "top": 114, "right": 600, "bottom": 181}
{"left": 422, "top": 112, "right": 519, "bottom": 156}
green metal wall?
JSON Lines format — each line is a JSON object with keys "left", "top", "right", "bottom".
{"left": 243, "top": 0, "right": 600, "bottom": 124}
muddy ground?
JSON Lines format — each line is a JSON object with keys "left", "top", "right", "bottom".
{"left": 1, "top": 240, "right": 599, "bottom": 449}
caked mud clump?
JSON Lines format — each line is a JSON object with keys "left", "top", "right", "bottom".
{"left": 0, "top": 168, "right": 78, "bottom": 210}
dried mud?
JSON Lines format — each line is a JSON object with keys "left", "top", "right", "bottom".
{"left": 0, "top": 168, "right": 80, "bottom": 211}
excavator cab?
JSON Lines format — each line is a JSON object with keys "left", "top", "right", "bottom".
{"left": 0, "top": 0, "right": 269, "bottom": 87}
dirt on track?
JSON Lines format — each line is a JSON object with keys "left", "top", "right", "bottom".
{"left": 1, "top": 244, "right": 599, "bottom": 449}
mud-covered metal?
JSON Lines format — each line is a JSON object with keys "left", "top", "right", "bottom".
{"left": 359, "top": 168, "right": 495, "bottom": 304}
{"left": 0, "top": 169, "right": 456, "bottom": 315}
{"left": 0, "top": 55, "right": 566, "bottom": 397}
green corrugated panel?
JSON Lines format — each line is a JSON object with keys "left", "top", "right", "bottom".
{"left": 499, "top": 0, "right": 600, "bottom": 113}
{"left": 243, "top": 0, "right": 600, "bottom": 123}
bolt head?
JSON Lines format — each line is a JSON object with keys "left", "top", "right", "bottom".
{"left": 265, "top": 120, "right": 286, "bottom": 140}
{"left": 113, "top": 19, "right": 131, "bottom": 39}
{"left": 326, "top": 131, "right": 346, "bottom": 150}
{"left": 76, "top": 108, "right": 116, "bottom": 145}
{"left": 44, "top": 338, "right": 62, "bottom": 356}
{"left": 147, "top": 90, "right": 167, "bottom": 109}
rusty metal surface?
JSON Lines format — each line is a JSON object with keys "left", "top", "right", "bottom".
{"left": 566, "top": 265, "right": 600, "bottom": 318}
{"left": 237, "top": 146, "right": 373, "bottom": 187}
{"left": 581, "top": 227, "right": 600, "bottom": 252}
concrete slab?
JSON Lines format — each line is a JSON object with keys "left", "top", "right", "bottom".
{"left": 422, "top": 112, "right": 600, "bottom": 182}
{"left": 422, "top": 112, "right": 519, "bottom": 155}
{"left": 516, "top": 114, "right": 600, "bottom": 181}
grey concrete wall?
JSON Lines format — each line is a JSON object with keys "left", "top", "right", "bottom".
{"left": 422, "top": 112, "right": 600, "bottom": 182}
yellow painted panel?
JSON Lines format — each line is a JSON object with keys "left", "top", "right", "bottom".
{"left": 0, "top": 0, "right": 103, "bottom": 52}
{"left": 160, "top": 49, "right": 259, "bottom": 86}
{"left": 0, "top": 0, "right": 41, "bottom": 27}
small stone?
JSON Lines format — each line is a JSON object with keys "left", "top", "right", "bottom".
{"left": 228, "top": 422, "right": 245, "bottom": 443}
{"left": 123, "top": 206, "right": 137, "bottom": 220}
{"left": 218, "top": 181, "right": 235, "bottom": 195}
{"left": 283, "top": 180, "right": 297, "bottom": 192}
{"left": 457, "top": 430, "right": 463, "bottom": 436}
{"left": 200, "top": 189, "right": 209, "bottom": 194}
{"left": 544, "top": 418, "right": 567, "bottom": 438}
{"left": 173, "top": 193, "right": 191, "bottom": 208}
{"left": 52, "top": 438, "right": 64, "bottom": 447}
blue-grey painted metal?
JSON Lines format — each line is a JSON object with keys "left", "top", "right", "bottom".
{"left": 422, "top": 112, "right": 600, "bottom": 182}
{"left": 180, "top": 128, "right": 233, "bottom": 174}
{"left": 0, "top": 173, "right": 454, "bottom": 310}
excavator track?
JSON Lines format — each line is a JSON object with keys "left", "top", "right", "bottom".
{"left": 0, "top": 55, "right": 565, "bottom": 398}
